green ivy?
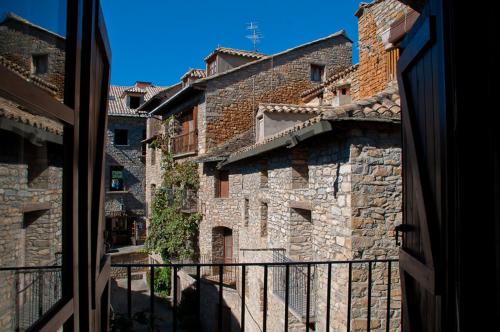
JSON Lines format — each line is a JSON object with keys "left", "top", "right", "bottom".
{"left": 145, "top": 117, "right": 202, "bottom": 261}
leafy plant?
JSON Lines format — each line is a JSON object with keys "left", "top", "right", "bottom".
{"left": 145, "top": 116, "right": 202, "bottom": 261}
{"left": 146, "top": 266, "right": 171, "bottom": 298}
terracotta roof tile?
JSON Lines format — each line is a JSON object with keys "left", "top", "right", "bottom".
{"left": 258, "top": 103, "right": 329, "bottom": 115}
{"left": 300, "top": 64, "right": 359, "bottom": 98}
{"left": 108, "top": 83, "right": 167, "bottom": 117}
{"left": 204, "top": 47, "right": 265, "bottom": 61}
{"left": 180, "top": 68, "right": 206, "bottom": 81}
{"left": 195, "top": 129, "right": 255, "bottom": 162}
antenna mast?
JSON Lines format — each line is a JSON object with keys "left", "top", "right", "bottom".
{"left": 246, "top": 22, "right": 262, "bottom": 52}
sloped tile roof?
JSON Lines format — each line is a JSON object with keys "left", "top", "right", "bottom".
{"left": 229, "top": 87, "right": 400, "bottom": 158}
{"left": 195, "top": 129, "right": 255, "bottom": 162}
{"left": 300, "top": 64, "right": 359, "bottom": 98}
{"left": 258, "top": 103, "right": 330, "bottom": 115}
{"left": 0, "top": 55, "right": 59, "bottom": 97}
{"left": 204, "top": 47, "right": 265, "bottom": 61}
{"left": 181, "top": 68, "right": 206, "bottom": 81}
{"left": 108, "top": 83, "right": 167, "bottom": 117}
{"left": 0, "top": 95, "right": 63, "bottom": 135}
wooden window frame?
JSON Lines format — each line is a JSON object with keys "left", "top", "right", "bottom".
{"left": 215, "top": 170, "right": 229, "bottom": 198}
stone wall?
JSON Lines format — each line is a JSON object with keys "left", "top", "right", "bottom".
{"left": 201, "top": 35, "right": 352, "bottom": 151}
{"left": 105, "top": 116, "right": 147, "bottom": 232}
{"left": 198, "top": 123, "right": 401, "bottom": 331}
{"left": 144, "top": 117, "right": 164, "bottom": 232}
{"left": 356, "top": 0, "right": 408, "bottom": 98}
{"left": 0, "top": 17, "right": 66, "bottom": 100}
{"left": 0, "top": 130, "right": 63, "bottom": 330}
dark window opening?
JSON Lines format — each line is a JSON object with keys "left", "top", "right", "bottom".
{"left": 32, "top": 54, "right": 48, "bottom": 75}
{"left": 244, "top": 198, "right": 249, "bottom": 226}
{"left": 310, "top": 64, "right": 325, "bottom": 82}
{"left": 128, "top": 95, "right": 142, "bottom": 109}
{"left": 291, "top": 148, "right": 309, "bottom": 189}
{"left": 110, "top": 166, "right": 124, "bottom": 191}
{"left": 141, "top": 129, "right": 146, "bottom": 161}
{"left": 114, "top": 129, "right": 128, "bottom": 145}
{"left": 260, "top": 160, "right": 268, "bottom": 188}
{"left": 341, "top": 88, "right": 347, "bottom": 95}
{"left": 260, "top": 202, "right": 268, "bottom": 237}
{"left": 215, "top": 170, "right": 229, "bottom": 198}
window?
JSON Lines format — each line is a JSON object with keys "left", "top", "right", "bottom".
{"left": 260, "top": 160, "right": 268, "bottom": 188}
{"left": 310, "top": 64, "right": 325, "bottom": 82}
{"left": 128, "top": 95, "right": 142, "bottom": 109}
{"left": 208, "top": 59, "right": 217, "bottom": 76}
{"left": 114, "top": 129, "right": 128, "bottom": 145}
{"left": 110, "top": 166, "right": 124, "bottom": 191}
{"left": 291, "top": 148, "right": 309, "bottom": 189}
{"left": 244, "top": 198, "right": 249, "bottom": 226}
{"left": 32, "top": 54, "right": 48, "bottom": 74}
{"left": 386, "top": 48, "right": 400, "bottom": 82}
{"left": 260, "top": 202, "right": 268, "bottom": 237}
{"left": 215, "top": 170, "right": 229, "bottom": 198}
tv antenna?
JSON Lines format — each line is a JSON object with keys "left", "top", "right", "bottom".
{"left": 246, "top": 22, "right": 262, "bottom": 52}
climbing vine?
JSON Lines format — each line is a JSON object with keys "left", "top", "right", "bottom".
{"left": 145, "top": 116, "right": 202, "bottom": 261}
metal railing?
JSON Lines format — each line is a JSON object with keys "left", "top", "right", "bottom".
{"left": 0, "top": 256, "right": 62, "bottom": 331}
{"left": 272, "top": 251, "right": 315, "bottom": 319}
{"left": 111, "top": 258, "right": 399, "bottom": 332}
{"left": 171, "top": 130, "right": 197, "bottom": 155}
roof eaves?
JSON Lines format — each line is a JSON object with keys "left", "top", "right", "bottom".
{"left": 2, "top": 13, "right": 66, "bottom": 40}
{"left": 220, "top": 120, "right": 332, "bottom": 168}
{"left": 194, "top": 30, "right": 351, "bottom": 86}
{"left": 149, "top": 84, "right": 203, "bottom": 116}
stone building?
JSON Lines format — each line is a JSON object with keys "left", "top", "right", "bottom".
{"left": 142, "top": 32, "right": 353, "bottom": 244}
{"left": 183, "top": 0, "right": 415, "bottom": 331}
{"left": 104, "top": 81, "right": 168, "bottom": 246}
{"left": 0, "top": 14, "right": 66, "bottom": 330}
{"left": 0, "top": 13, "right": 66, "bottom": 101}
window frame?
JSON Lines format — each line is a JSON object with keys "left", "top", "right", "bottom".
{"left": 31, "top": 53, "right": 49, "bottom": 75}
{"left": 109, "top": 165, "right": 125, "bottom": 191}
{"left": 215, "top": 170, "right": 229, "bottom": 198}
{"left": 310, "top": 64, "right": 325, "bottom": 82}
{"left": 114, "top": 128, "right": 128, "bottom": 146}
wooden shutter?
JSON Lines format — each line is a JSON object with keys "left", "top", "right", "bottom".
{"left": 397, "top": 4, "right": 447, "bottom": 331}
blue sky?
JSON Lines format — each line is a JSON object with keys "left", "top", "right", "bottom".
{"left": 102, "top": 0, "right": 364, "bottom": 87}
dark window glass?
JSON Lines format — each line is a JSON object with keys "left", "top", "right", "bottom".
{"left": 110, "top": 166, "right": 124, "bottom": 191}
{"left": 128, "top": 96, "right": 142, "bottom": 109}
{"left": 310, "top": 64, "right": 325, "bottom": 82}
{"left": 0, "top": 95, "right": 64, "bottom": 329}
{"left": 32, "top": 54, "right": 48, "bottom": 74}
{"left": 114, "top": 129, "right": 128, "bottom": 145}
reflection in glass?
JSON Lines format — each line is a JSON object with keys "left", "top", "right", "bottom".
{"left": 0, "top": 95, "right": 64, "bottom": 330}
{"left": 0, "top": 0, "right": 67, "bottom": 101}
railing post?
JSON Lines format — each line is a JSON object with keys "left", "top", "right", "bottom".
{"left": 367, "top": 262, "right": 372, "bottom": 332}
{"left": 263, "top": 265, "right": 268, "bottom": 332}
{"left": 241, "top": 265, "right": 246, "bottom": 332}
{"left": 127, "top": 266, "right": 132, "bottom": 318}
{"left": 37, "top": 270, "right": 43, "bottom": 318}
{"left": 218, "top": 264, "right": 223, "bottom": 332}
{"left": 173, "top": 266, "right": 178, "bottom": 332}
{"left": 306, "top": 263, "right": 311, "bottom": 331}
{"left": 347, "top": 262, "right": 352, "bottom": 332}
{"left": 326, "top": 263, "right": 332, "bottom": 332}
{"left": 386, "top": 261, "right": 392, "bottom": 332}
{"left": 284, "top": 264, "right": 289, "bottom": 332}
{"left": 197, "top": 265, "right": 201, "bottom": 331}
{"left": 150, "top": 266, "right": 155, "bottom": 325}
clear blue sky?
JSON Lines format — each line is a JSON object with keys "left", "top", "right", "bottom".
{"left": 102, "top": 0, "right": 364, "bottom": 87}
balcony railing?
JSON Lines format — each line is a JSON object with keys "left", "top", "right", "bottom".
{"left": 111, "top": 258, "right": 399, "bottom": 331}
{"left": 171, "top": 130, "right": 197, "bottom": 155}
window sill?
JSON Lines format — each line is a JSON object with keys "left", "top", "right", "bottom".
{"left": 106, "top": 190, "right": 129, "bottom": 194}
{"left": 173, "top": 151, "right": 197, "bottom": 159}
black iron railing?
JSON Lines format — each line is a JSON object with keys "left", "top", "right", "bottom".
{"left": 0, "top": 257, "right": 62, "bottom": 331}
{"left": 111, "top": 258, "right": 399, "bottom": 332}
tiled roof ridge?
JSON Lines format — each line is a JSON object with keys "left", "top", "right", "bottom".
{"left": 195, "top": 30, "right": 350, "bottom": 85}
{"left": 181, "top": 68, "right": 206, "bottom": 80}
{"left": 0, "top": 55, "right": 58, "bottom": 96}
{"left": 108, "top": 84, "right": 168, "bottom": 117}
{"left": 204, "top": 47, "right": 265, "bottom": 61}
{"left": 196, "top": 128, "right": 255, "bottom": 162}
{"left": 300, "top": 63, "right": 359, "bottom": 98}
{"left": 258, "top": 103, "right": 335, "bottom": 115}
{"left": 230, "top": 87, "right": 400, "bottom": 157}
{"left": 2, "top": 12, "right": 65, "bottom": 40}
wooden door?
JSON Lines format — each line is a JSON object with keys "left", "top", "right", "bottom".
{"left": 397, "top": 3, "right": 446, "bottom": 331}
{"left": 223, "top": 229, "right": 233, "bottom": 264}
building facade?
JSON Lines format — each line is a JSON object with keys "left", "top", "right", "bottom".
{"left": 104, "top": 81, "right": 167, "bottom": 246}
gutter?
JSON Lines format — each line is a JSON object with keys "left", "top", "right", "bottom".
{"left": 219, "top": 120, "right": 332, "bottom": 168}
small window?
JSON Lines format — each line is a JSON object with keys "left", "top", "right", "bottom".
{"left": 260, "top": 160, "right": 268, "bottom": 188}
{"left": 244, "top": 198, "right": 249, "bottom": 226}
{"left": 128, "top": 95, "right": 142, "bottom": 109}
{"left": 110, "top": 166, "right": 124, "bottom": 191}
{"left": 310, "top": 64, "right": 325, "bottom": 82}
{"left": 291, "top": 148, "right": 309, "bottom": 189}
{"left": 150, "top": 145, "right": 156, "bottom": 165}
{"left": 215, "top": 170, "right": 229, "bottom": 198}
{"left": 341, "top": 88, "right": 347, "bottom": 95}
{"left": 114, "top": 129, "right": 128, "bottom": 145}
{"left": 32, "top": 54, "right": 48, "bottom": 75}
{"left": 260, "top": 202, "right": 268, "bottom": 237}
{"left": 208, "top": 59, "right": 217, "bottom": 76}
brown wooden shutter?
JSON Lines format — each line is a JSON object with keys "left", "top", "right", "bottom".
{"left": 219, "top": 171, "right": 229, "bottom": 198}
{"left": 397, "top": 6, "right": 446, "bottom": 332}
